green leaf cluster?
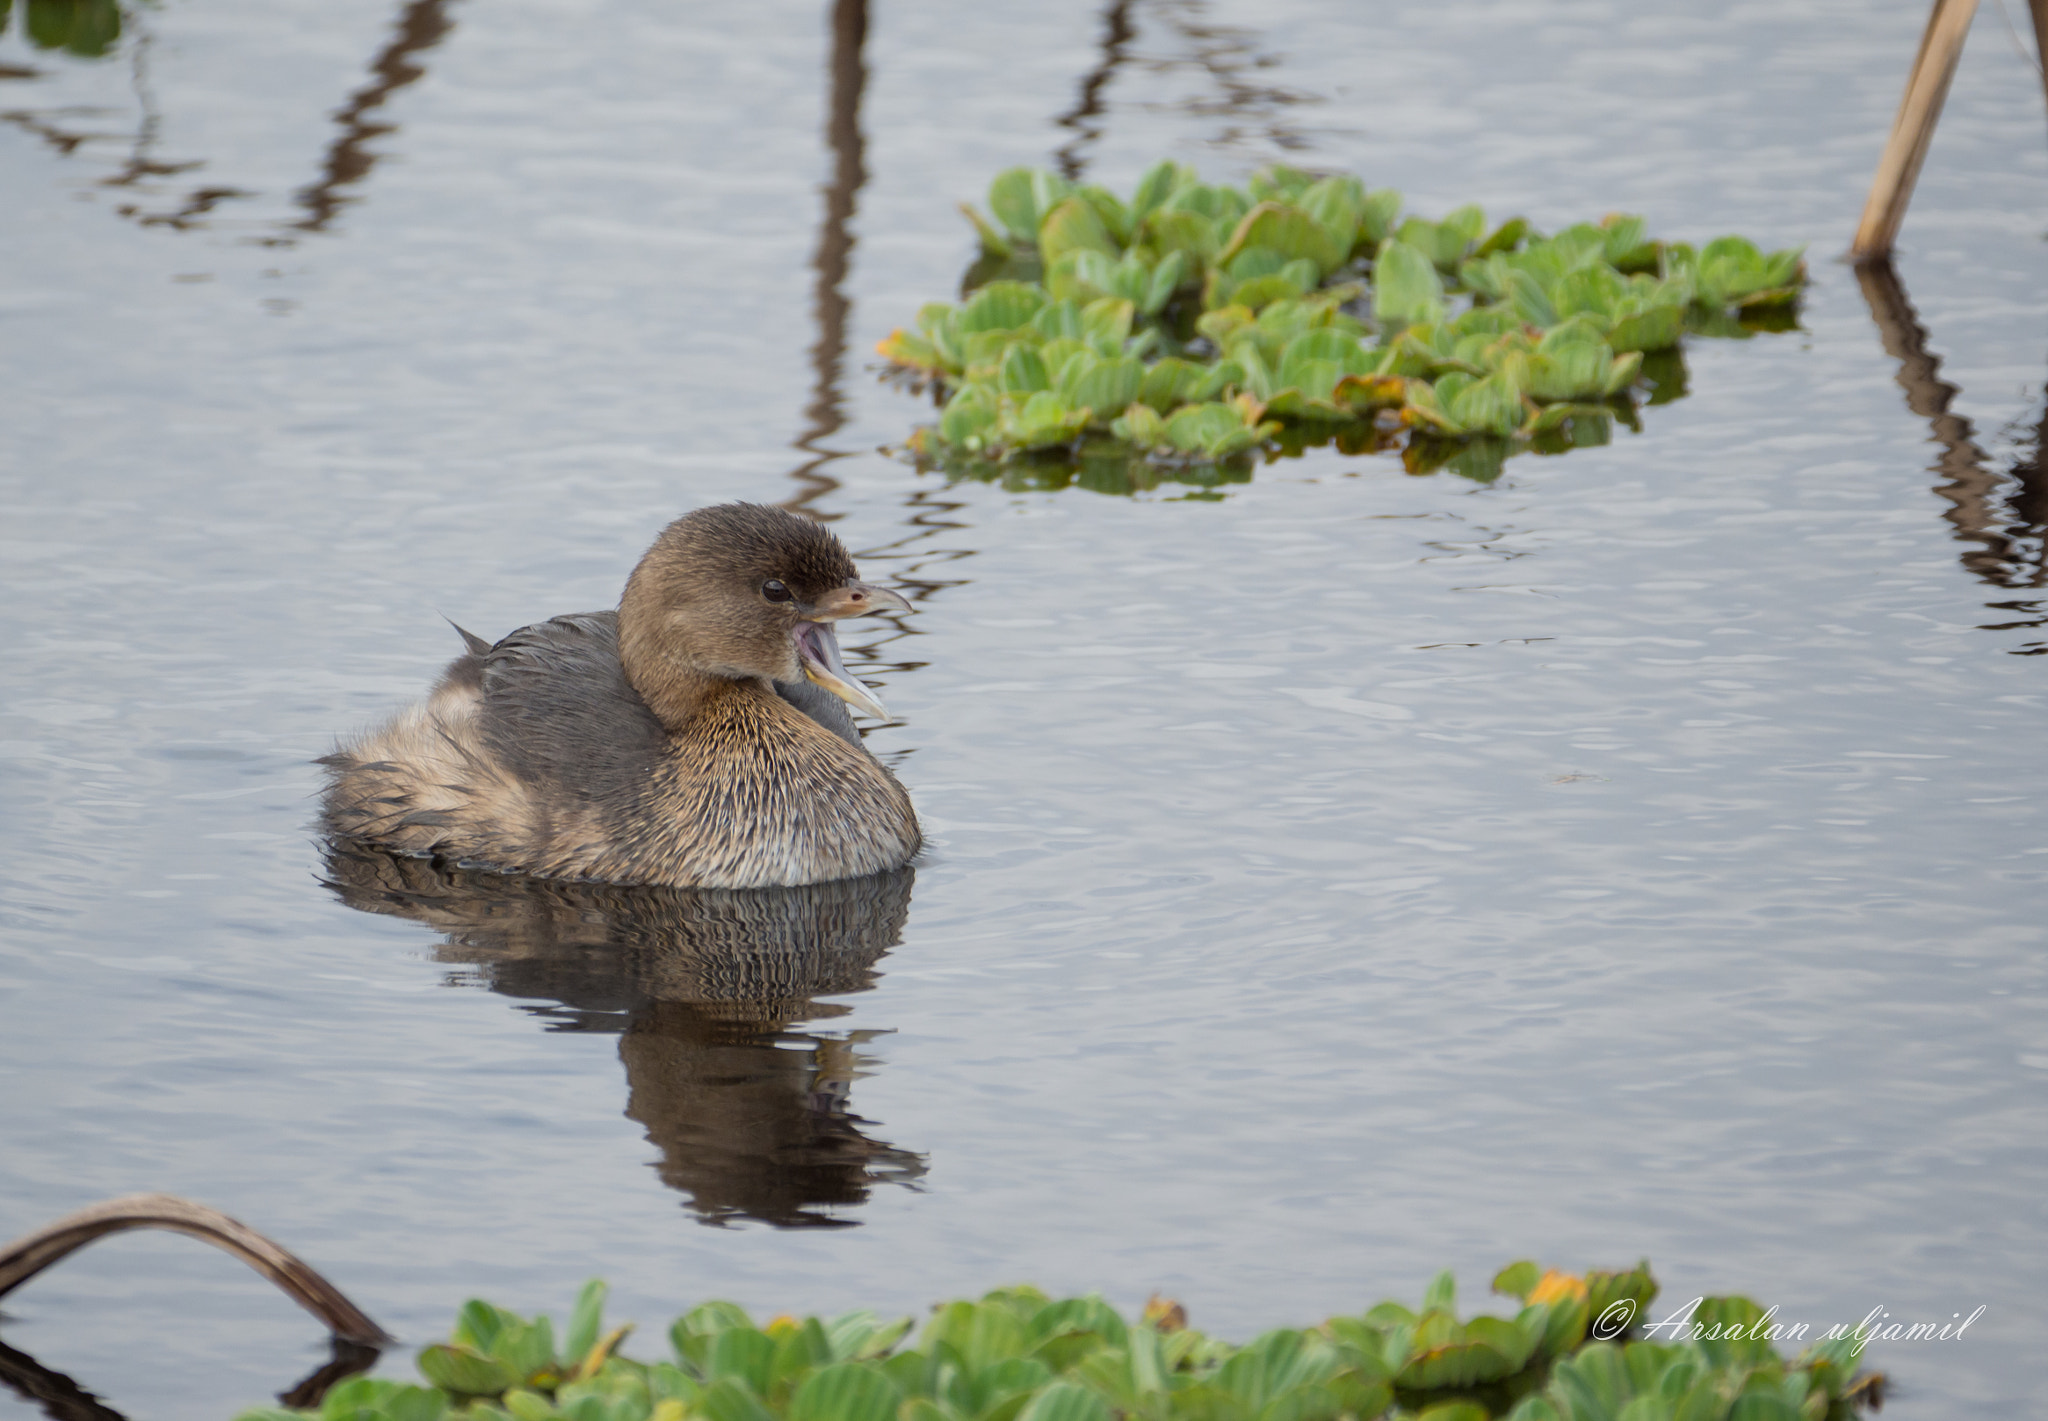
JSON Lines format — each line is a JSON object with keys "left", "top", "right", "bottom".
{"left": 880, "top": 163, "right": 1807, "bottom": 493}
{"left": 235, "top": 1262, "right": 1881, "bottom": 1421}
{"left": 1506, "top": 1328, "right": 1876, "bottom": 1421}
{"left": 1, "top": 0, "right": 124, "bottom": 58}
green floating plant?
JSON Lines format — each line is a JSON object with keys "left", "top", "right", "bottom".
{"left": 880, "top": 163, "right": 1805, "bottom": 492}
{"left": 237, "top": 1261, "right": 1884, "bottom": 1421}
{"left": 2, "top": 0, "right": 124, "bottom": 59}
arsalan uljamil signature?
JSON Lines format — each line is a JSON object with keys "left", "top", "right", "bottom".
{"left": 1592, "top": 1296, "right": 1985, "bottom": 1356}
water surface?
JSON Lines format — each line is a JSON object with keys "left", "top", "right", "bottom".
{"left": 2, "top": 1, "right": 2045, "bottom": 1416}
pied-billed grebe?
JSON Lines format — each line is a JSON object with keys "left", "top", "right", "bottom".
{"left": 319, "top": 503, "right": 920, "bottom": 889}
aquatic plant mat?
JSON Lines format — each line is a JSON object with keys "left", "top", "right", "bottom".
{"left": 239, "top": 1260, "right": 1887, "bottom": 1420}
{"left": 0, "top": 0, "right": 123, "bottom": 59}
{"left": 880, "top": 165, "right": 1805, "bottom": 493}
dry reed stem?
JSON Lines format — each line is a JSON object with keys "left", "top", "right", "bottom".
{"left": 0, "top": 1194, "right": 392, "bottom": 1346}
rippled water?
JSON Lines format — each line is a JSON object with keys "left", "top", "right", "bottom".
{"left": 3, "top": 1, "right": 2046, "bottom": 1416}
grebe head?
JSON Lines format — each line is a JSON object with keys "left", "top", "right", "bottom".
{"left": 618, "top": 503, "right": 911, "bottom": 723}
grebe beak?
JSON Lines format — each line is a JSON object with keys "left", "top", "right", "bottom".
{"left": 794, "top": 582, "right": 911, "bottom": 719}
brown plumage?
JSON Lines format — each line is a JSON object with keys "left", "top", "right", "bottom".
{"left": 319, "top": 504, "right": 920, "bottom": 889}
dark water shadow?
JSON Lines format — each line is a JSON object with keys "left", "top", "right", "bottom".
{"left": 1052, "top": 0, "right": 1136, "bottom": 181}
{"left": 0, "top": 1338, "right": 125, "bottom": 1421}
{"left": 1046, "top": 0, "right": 1332, "bottom": 180}
{"left": 772, "top": 0, "right": 979, "bottom": 717}
{"left": 274, "top": 1340, "right": 383, "bottom": 1409}
{"left": 1856, "top": 258, "right": 2048, "bottom": 650}
{"left": 321, "top": 841, "right": 927, "bottom": 1229}
{"left": 1127, "top": 0, "right": 1325, "bottom": 157}
{"left": 784, "top": 0, "right": 870, "bottom": 522}
{"left": 272, "top": 0, "right": 457, "bottom": 241}
{"left": 0, "top": 1334, "right": 376, "bottom": 1419}
{"left": 1, "top": 0, "right": 458, "bottom": 239}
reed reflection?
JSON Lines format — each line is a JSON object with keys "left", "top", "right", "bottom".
{"left": 277, "top": 0, "right": 457, "bottom": 239}
{"left": 0, "top": 1334, "right": 378, "bottom": 1419}
{"left": 784, "top": 0, "right": 870, "bottom": 521}
{"left": 1052, "top": 0, "right": 1135, "bottom": 181}
{"left": 0, "top": 1336, "right": 125, "bottom": 1421}
{"left": 1050, "top": 0, "right": 1322, "bottom": 170}
{"left": 1857, "top": 258, "right": 2048, "bottom": 649}
{"left": 322, "top": 842, "right": 926, "bottom": 1229}
{"left": 773, "top": 0, "right": 980, "bottom": 687}
{"left": 0, "top": 0, "right": 458, "bottom": 237}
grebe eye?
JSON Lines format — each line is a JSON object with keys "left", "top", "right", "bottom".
{"left": 762, "top": 580, "right": 793, "bottom": 603}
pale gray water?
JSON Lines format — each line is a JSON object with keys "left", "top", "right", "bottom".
{"left": 2, "top": 1, "right": 2045, "bottom": 1417}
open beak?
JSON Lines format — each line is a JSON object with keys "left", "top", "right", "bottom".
{"left": 794, "top": 581, "right": 912, "bottom": 720}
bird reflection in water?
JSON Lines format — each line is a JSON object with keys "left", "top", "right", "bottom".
{"left": 321, "top": 841, "right": 926, "bottom": 1229}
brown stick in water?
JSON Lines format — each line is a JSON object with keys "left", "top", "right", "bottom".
{"left": 2031, "top": 1, "right": 2048, "bottom": 129}
{"left": 0, "top": 1194, "right": 393, "bottom": 1346}
{"left": 1850, "top": 0, "right": 1980, "bottom": 262}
